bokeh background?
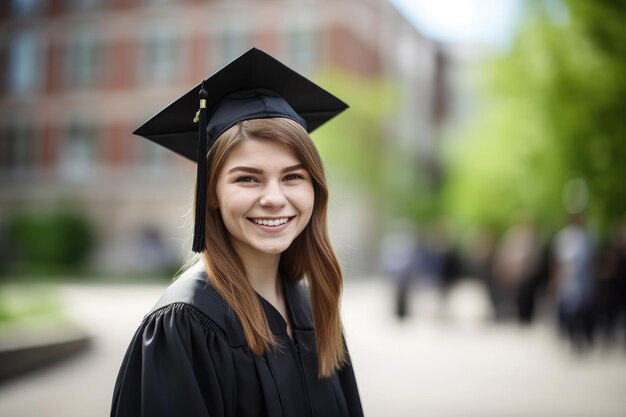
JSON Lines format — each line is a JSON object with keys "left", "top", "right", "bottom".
{"left": 0, "top": 0, "right": 625, "bottom": 416}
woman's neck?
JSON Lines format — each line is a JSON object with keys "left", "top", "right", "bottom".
{"left": 233, "top": 244, "right": 282, "bottom": 302}
{"left": 231, "top": 244, "right": 291, "bottom": 335}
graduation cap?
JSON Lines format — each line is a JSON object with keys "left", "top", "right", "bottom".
{"left": 133, "top": 47, "right": 348, "bottom": 253}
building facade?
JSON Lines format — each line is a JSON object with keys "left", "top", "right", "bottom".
{"left": 0, "top": 0, "right": 447, "bottom": 275}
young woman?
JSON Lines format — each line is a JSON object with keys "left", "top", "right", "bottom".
{"left": 111, "top": 49, "right": 363, "bottom": 417}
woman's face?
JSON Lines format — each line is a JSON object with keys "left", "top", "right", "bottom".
{"left": 216, "top": 137, "right": 314, "bottom": 260}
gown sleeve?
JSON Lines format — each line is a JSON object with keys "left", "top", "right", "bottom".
{"left": 337, "top": 342, "right": 364, "bottom": 417}
{"left": 111, "top": 303, "right": 235, "bottom": 417}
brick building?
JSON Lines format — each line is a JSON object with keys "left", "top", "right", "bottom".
{"left": 0, "top": 0, "right": 447, "bottom": 275}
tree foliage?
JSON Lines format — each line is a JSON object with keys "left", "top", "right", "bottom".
{"left": 312, "top": 70, "right": 398, "bottom": 188}
{"left": 6, "top": 209, "right": 95, "bottom": 274}
{"left": 312, "top": 70, "right": 437, "bottom": 221}
{"left": 444, "top": 0, "right": 626, "bottom": 235}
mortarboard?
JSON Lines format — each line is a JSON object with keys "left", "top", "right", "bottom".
{"left": 132, "top": 47, "right": 348, "bottom": 253}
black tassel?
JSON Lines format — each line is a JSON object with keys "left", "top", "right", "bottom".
{"left": 192, "top": 81, "right": 209, "bottom": 253}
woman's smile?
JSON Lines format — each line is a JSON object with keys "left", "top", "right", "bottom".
{"left": 248, "top": 216, "right": 295, "bottom": 232}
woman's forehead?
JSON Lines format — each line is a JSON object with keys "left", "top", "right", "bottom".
{"left": 223, "top": 138, "right": 302, "bottom": 169}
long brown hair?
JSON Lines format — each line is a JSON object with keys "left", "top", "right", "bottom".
{"left": 198, "top": 117, "right": 345, "bottom": 377}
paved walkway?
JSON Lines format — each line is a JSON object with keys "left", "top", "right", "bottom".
{"left": 0, "top": 279, "right": 625, "bottom": 417}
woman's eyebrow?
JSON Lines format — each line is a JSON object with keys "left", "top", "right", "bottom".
{"left": 281, "top": 163, "right": 305, "bottom": 173}
{"left": 227, "top": 166, "right": 263, "bottom": 174}
{"left": 227, "top": 164, "right": 305, "bottom": 175}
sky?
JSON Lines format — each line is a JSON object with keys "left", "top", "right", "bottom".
{"left": 389, "top": 0, "right": 523, "bottom": 46}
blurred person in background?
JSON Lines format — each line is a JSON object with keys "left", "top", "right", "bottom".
{"left": 136, "top": 226, "right": 179, "bottom": 274}
{"left": 423, "top": 218, "right": 461, "bottom": 317}
{"left": 595, "top": 214, "right": 626, "bottom": 348}
{"left": 463, "top": 226, "right": 497, "bottom": 307}
{"left": 379, "top": 219, "right": 419, "bottom": 320}
{"left": 491, "top": 214, "right": 544, "bottom": 324}
{"left": 616, "top": 215, "right": 626, "bottom": 348}
{"left": 111, "top": 49, "right": 363, "bottom": 417}
{"left": 551, "top": 212, "right": 596, "bottom": 351}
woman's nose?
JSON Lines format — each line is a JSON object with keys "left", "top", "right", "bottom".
{"left": 259, "top": 182, "right": 287, "bottom": 208}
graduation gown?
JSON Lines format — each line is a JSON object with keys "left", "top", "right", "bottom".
{"left": 111, "top": 263, "right": 363, "bottom": 417}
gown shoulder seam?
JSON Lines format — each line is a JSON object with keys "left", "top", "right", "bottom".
{"left": 147, "top": 301, "right": 227, "bottom": 340}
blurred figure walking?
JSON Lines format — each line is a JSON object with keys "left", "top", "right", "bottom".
{"left": 422, "top": 218, "right": 461, "bottom": 317}
{"left": 595, "top": 214, "right": 626, "bottom": 348}
{"left": 491, "top": 215, "right": 543, "bottom": 323}
{"left": 551, "top": 213, "right": 595, "bottom": 351}
{"left": 379, "top": 220, "right": 419, "bottom": 320}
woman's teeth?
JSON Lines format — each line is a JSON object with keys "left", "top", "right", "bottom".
{"left": 252, "top": 217, "right": 290, "bottom": 227}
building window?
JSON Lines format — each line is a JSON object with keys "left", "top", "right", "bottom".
{"left": 134, "top": 136, "right": 170, "bottom": 172}
{"left": 58, "top": 121, "right": 98, "bottom": 181}
{"left": 138, "top": 32, "right": 182, "bottom": 85}
{"left": 65, "top": 31, "right": 103, "bottom": 89}
{"left": 6, "top": 31, "right": 42, "bottom": 96}
{"left": 220, "top": 30, "right": 249, "bottom": 63}
{"left": 64, "top": 0, "right": 102, "bottom": 10}
{"left": 0, "top": 123, "right": 37, "bottom": 177}
{"left": 286, "top": 30, "right": 317, "bottom": 74}
{"left": 11, "top": 0, "right": 43, "bottom": 17}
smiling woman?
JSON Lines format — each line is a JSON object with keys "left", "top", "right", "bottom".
{"left": 110, "top": 49, "right": 363, "bottom": 417}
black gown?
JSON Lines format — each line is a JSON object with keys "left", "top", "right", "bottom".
{"left": 111, "top": 263, "right": 364, "bottom": 417}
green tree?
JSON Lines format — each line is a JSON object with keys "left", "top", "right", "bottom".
{"left": 313, "top": 70, "right": 435, "bottom": 221}
{"left": 444, "top": 0, "right": 626, "bottom": 235}
{"left": 312, "top": 70, "right": 398, "bottom": 190}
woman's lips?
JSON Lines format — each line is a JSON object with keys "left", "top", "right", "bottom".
{"left": 247, "top": 216, "right": 295, "bottom": 233}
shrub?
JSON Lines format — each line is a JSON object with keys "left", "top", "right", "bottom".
{"left": 6, "top": 210, "right": 95, "bottom": 272}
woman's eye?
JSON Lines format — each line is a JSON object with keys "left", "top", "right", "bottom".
{"left": 284, "top": 173, "right": 305, "bottom": 181}
{"left": 236, "top": 176, "right": 257, "bottom": 183}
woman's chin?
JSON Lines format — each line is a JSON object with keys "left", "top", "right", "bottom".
{"left": 233, "top": 239, "right": 291, "bottom": 257}
{"left": 231, "top": 235, "right": 297, "bottom": 258}
{"left": 255, "top": 244, "right": 291, "bottom": 256}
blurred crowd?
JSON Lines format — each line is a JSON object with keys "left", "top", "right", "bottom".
{"left": 379, "top": 213, "right": 626, "bottom": 351}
